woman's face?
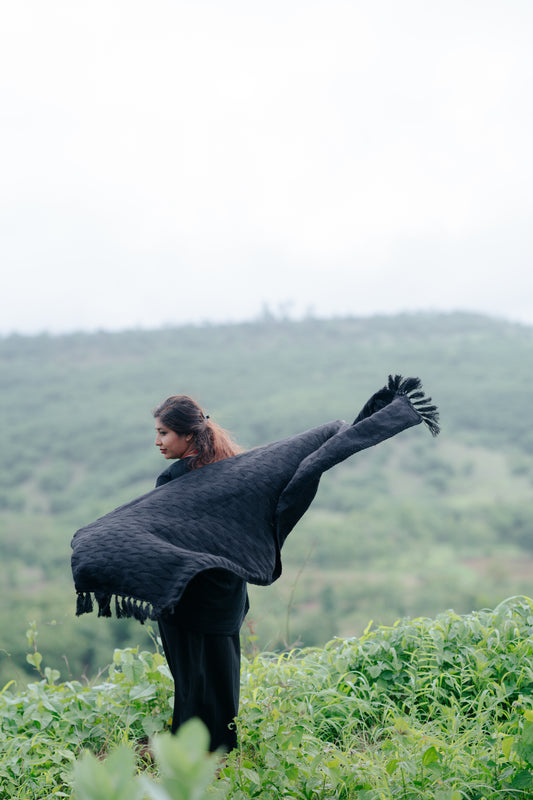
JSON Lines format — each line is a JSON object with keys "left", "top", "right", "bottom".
{"left": 154, "top": 417, "right": 195, "bottom": 459}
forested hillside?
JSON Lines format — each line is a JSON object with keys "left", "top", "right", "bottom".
{"left": 1, "top": 312, "right": 532, "bottom": 687}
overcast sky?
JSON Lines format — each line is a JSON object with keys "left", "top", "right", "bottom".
{"left": 1, "top": 0, "right": 532, "bottom": 335}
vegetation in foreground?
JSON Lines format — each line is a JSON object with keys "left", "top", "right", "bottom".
{"left": 3, "top": 597, "right": 533, "bottom": 798}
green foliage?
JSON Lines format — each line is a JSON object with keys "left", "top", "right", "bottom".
{"left": 0, "top": 643, "right": 173, "bottom": 799}
{"left": 231, "top": 596, "right": 533, "bottom": 798}
{"left": 73, "top": 721, "right": 225, "bottom": 800}
{"left": 5, "top": 600, "right": 533, "bottom": 797}
{"left": 74, "top": 746, "right": 142, "bottom": 800}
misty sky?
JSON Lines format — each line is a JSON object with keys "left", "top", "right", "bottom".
{"left": 1, "top": 0, "right": 532, "bottom": 335}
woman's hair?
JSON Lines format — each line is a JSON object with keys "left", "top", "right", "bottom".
{"left": 153, "top": 395, "right": 242, "bottom": 469}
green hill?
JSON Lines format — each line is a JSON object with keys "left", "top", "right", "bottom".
{"left": 1, "top": 311, "right": 532, "bottom": 685}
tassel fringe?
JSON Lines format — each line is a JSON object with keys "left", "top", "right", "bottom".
{"left": 76, "top": 591, "right": 93, "bottom": 616}
{"left": 353, "top": 374, "right": 440, "bottom": 437}
{"left": 75, "top": 591, "right": 159, "bottom": 624}
{"left": 388, "top": 374, "right": 440, "bottom": 437}
{"left": 96, "top": 593, "right": 112, "bottom": 618}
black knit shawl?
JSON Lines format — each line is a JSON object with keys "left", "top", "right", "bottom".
{"left": 71, "top": 376, "right": 439, "bottom": 622}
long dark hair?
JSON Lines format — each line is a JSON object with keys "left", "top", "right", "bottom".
{"left": 153, "top": 395, "right": 242, "bottom": 469}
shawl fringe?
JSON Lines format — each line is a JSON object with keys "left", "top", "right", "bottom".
{"left": 388, "top": 374, "right": 440, "bottom": 437}
{"left": 76, "top": 591, "right": 93, "bottom": 615}
{"left": 353, "top": 374, "right": 440, "bottom": 437}
{"left": 76, "top": 591, "right": 158, "bottom": 624}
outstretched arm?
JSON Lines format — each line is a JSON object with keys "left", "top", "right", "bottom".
{"left": 275, "top": 375, "right": 439, "bottom": 544}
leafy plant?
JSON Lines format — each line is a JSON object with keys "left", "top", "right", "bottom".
{"left": 73, "top": 720, "right": 225, "bottom": 800}
{"left": 4, "top": 599, "right": 533, "bottom": 797}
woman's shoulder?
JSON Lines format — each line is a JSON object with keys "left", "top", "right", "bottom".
{"left": 155, "top": 458, "right": 192, "bottom": 486}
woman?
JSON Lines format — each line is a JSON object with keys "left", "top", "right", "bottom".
{"left": 72, "top": 375, "right": 439, "bottom": 751}
{"left": 152, "top": 395, "right": 246, "bottom": 752}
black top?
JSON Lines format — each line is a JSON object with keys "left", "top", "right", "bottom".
{"left": 157, "top": 457, "right": 249, "bottom": 635}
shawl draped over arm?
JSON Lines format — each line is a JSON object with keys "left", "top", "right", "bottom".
{"left": 71, "top": 375, "right": 439, "bottom": 622}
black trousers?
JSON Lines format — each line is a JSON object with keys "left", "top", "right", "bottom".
{"left": 158, "top": 617, "right": 241, "bottom": 752}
